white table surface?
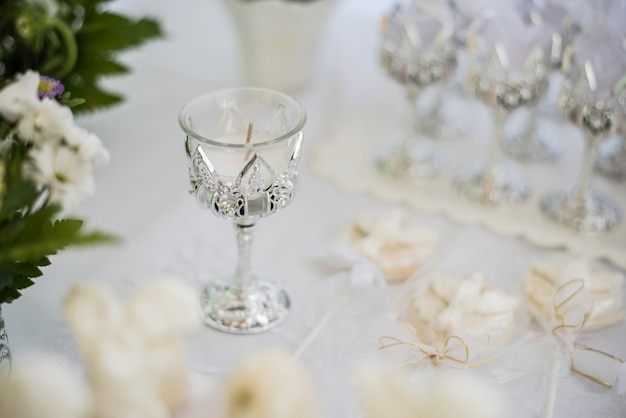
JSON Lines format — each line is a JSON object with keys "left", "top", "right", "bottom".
{"left": 4, "top": 1, "right": 626, "bottom": 417}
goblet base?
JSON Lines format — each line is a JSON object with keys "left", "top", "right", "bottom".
{"left": 200, "top": 278, "right": 290, "bottom": 334}
{"left": 540, "top": 189, "right": 622, "bottom": 234}
{"left": 376, "top": 140, "right": 442, "bottom": 181}
{"left": 596, "top": 135, "right": 626, "bottom": 181}
{"left": 501, "top": 129, "right": 562, "bottom": 162}
{"left": 454, "top": 165, "right": 530, "bottom": 206}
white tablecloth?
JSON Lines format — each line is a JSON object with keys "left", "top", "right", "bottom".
{"left": 4, "top": 1, "right": 626, "bottom": 417}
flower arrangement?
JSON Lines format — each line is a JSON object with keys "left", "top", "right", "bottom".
{"left": 0, "top": 0, "right": 163, "bottom": 113}
{"left": 0, "top": 0, "right": 163, "bottom": 304}
{"left": 0, "top": 70, "right": 114, "bottom": 304}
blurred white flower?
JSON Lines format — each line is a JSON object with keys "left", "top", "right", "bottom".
{"left": 25, "top": 143, "right": 96, "bottom": 210}
{"left": 16, "top": 97, "right": 74, "bottom": 146}
{"left": 0, "top": 70, "right": 40, "bottom": 122}
{"left": 64, "top": 278, "right": 199, "bottom": 417}
{"left": 225, "top": 349, "right": 322, "bottom": 418}
{"left": 64, "top": 125, "right": 110, "bottom": 167}
{"left": 0, "top": 353, "right": 93, "bottom": 418}
{"left": 355, "top": 366, "right": 506, "bottom": 418}
{"left": 125, "top": 276, "right": 200, "bottom": 339}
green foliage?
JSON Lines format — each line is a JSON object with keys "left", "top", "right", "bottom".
{"left": 0, "top": 131, "right": 117, "bottom": 304}
{"left": 0, "top": 0, "right": 163, "bottom": 113}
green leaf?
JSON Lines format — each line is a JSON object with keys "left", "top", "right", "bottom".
{"left": 78, "top": 13, "right": 162, "bottom": 52}
{"left": 0, "top": 287, "right": 23, "bottom": 304}
{"left": 1, "top": 180, "right": 38, "bottom": 213}
{"left": 0, "top": 205, "right": 118, "bottom": 265}
{"left": 0, "top": 268, "right": 13, "bottom": 290}
{"left": 13, "top": 263, "right": 43, "bottom": 278}
{"left": 64, "top": 81, "right": 124, "bottom": 113}
{"left": 72, "top": 53, "right": 129, "bottom": 79}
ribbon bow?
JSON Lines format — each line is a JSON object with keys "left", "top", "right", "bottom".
{"left": 552, "top": 279, "right": 624, "bottom": 389}
{"left": 378, "top": 320, "right": 490, "bottom": 370}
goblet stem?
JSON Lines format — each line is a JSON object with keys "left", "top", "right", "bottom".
{"left": 573, "top": 134, "right": 599, "bottom": 204}
{"left": 404, "top": 86, "right": 421, "bottom": 141}
{"left": 375, "top": 85, "right": 442, "bottom": 180}
{"left": 540, "top": 132, "right": 621, "bottom": 234}
{"left": 234, "top": 222, "right": 255, "bottom": 288}
{"left": 485, "top": 106, "right": 507, "bottom": 172}
{"left": 453, "top": 105, "right": 530, "bottom": 205}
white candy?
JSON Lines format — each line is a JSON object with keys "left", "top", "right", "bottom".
{"left": 405, "top": 272, "right": 518, "bottom": 347}
{"left": 341, "top": 210, "right": 438, "bottom": 282}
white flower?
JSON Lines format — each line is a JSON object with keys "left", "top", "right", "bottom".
{"left": 25, "top": 143, "right": 96, "bottom": 210}
{"left": 0, "top": 353, "right": 93, "bottom": 418}
{"left": 64, "top": 124, "right": 110, "bottom": 167}
{"left": 16, "top": 97, "right": 74, "bottom": 146}
{"left": 225, "top": 350, "right": 322, "bottom": 418}
{"left": 125, "top": 277, "right": 200, "bottom": 339}
{"left": 355, "top": 367, "right": 506, "bottom": 418}
{"left": 0, "top": 70, "right": 40, "bottom": 122}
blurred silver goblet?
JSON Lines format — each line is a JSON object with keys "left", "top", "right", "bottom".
{"left": 454, "top": 43, "right": 548, "bottom": 205}
{"left": 501, "top": 1, "right": 580, "bottom": 162}
{"left": 376, "top": 1, "right": 456, "bottom": 181}
{"left": 541, "top": 60, "right": 624, "bottom": 234}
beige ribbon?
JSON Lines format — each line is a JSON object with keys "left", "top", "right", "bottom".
{"left": 378, "top": 319, "right": 490, "bottom": 370}
{"left": 552, "top": 279, "right": 624, "bottom": 388}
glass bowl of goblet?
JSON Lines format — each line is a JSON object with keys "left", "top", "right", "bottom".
{"left": 179, "top": 87, "right": 306, "bottom": 334}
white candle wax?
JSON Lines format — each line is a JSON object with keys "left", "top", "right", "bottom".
{"left": 192, "top": 132, "right": 296, "bottom": 180}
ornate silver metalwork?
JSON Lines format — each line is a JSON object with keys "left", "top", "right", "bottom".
{"left": 188, "top": 136, "right": 300, "bottom": 220}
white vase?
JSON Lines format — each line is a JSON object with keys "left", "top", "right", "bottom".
{"left": 223, "top": 0, "right": 336, "bottom": 94}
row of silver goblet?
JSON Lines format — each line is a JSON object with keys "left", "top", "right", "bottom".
{"left": 179, "top": 88, "right": 306, "bottom": 334}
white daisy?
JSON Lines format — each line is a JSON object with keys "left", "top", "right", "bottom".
{"left": 16, "top": 97, "right": 74, "bottom": 146}
{"left": 26, "top": 143, "right": 96, "bottom": 210}
{"left": 0, "top": 70, "right": 40, "bottom": 122}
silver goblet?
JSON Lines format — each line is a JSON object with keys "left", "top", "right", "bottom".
{"left": 377, "top": 1, "right": 456, "bottom": 181}
{"left": 541, "top": 59, "right": 624, "bottom": 234}
{"left": 500, "top": 2, "right": 579, "bottom": 162}
{"left": 179, "top": 88, "right": 306, "bottom": 333}
{"left": 454, "top": 43, "right": 548, "bottom": 205}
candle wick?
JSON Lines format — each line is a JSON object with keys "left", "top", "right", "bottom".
{"left": 244, "top": 122, "right": 254, "bottom": 161}
{"left": 246, "top": 122, "right": 253, "bottom": 144}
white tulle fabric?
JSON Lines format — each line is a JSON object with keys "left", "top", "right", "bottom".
{"left": 519, "top": 258, "right": 626, "bottom": 393}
